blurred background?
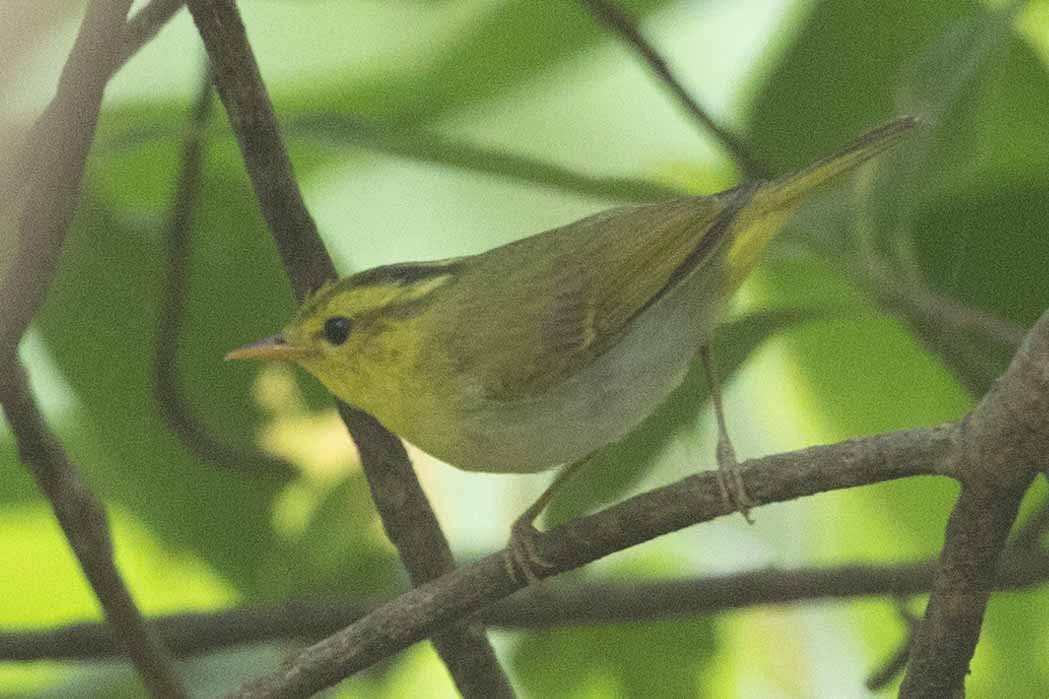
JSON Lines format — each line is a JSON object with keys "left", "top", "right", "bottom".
{"left": 2, "top": 0, "right": 1049, "bottom": 696}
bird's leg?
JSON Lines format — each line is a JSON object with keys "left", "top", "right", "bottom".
{"left": 505, "top": 456, "right": 592, "bottom": 585}
{"left": 700, "top": 345, "right": 756, "bottom": 522}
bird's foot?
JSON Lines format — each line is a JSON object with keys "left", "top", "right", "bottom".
{"left": 715, "top": 437, "right": 756, "bottom": 523}
{"left": 503, "top": 516, "right": 554, "bottom": 585}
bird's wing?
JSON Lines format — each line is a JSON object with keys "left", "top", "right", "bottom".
{"left": 455, "top": 187, "right": 752, "bottom": 402}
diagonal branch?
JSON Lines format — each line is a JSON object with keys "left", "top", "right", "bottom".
{"left": 0, "top": 364, "right": 186, "bottom": 698}
{"left": 231, "top": 424, "right": 957, "bottom": 697}
{"left": 7, "top": 550, "right": 1049, "bottom": 662}
{"left": 579, "top": 0, "right": 766, "bottom": 178}
{"left": 0, "top": 0, "right": 185, "bottom": 233}
{"left": 183, "top": 1, "right": 514, "bottom": 697}
{"left": 900, "top": 309, "right": 1049, "bottom": 695}
{"left": 0, "top": 0, "right": 136, "bottom": 373}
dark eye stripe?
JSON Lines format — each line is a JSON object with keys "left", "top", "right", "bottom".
{"left": 324, "top": 316, "right": 352, "bottom": 345}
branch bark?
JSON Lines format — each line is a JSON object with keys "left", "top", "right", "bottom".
{"left": 0, "top": 0, "right": 135, "bottom": 372}
{"left": 899, "top": 309, "right": 1049, "bottom": 696}
{"left": 7, "top": 550, "right": 1049, "bottom": 662}
{"left": 0, "top": 365, "right": 186, "bottom": 698}
{"left": 184, "top": 1, "right": 514, "bottom": 696}
{"left": 231, "top": 424, "right": 955, "bottom": 697}
{"left": 0, "top": 2, "right": 187, "bottom": 695}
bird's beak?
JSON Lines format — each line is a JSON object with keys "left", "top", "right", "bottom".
{"left": 225, "top": 335, "right": 313, "bottom": 362}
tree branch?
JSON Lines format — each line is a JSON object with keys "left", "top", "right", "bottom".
{"left": 7, "top": 550, "right": 1049, "bottom": 663}
{"left": 0, "top": 0, "right": 135, "bottom": 374}
{"left": 0, "top": 365, "right": 186, "bottom": 698}
{"left": 230, "top": 424, "right": 956, "bottom": 697}
{"left": 578, "top": 0, "right": 765, "bottom": 179}
{"left": 900, "top": 309, "right": 1049, "bottom": 696}
{"left": 184, "top": 2, "right": 514, "bottom": 696}
{"left": 0, "top": 0, "right": 185, "bottom": 250}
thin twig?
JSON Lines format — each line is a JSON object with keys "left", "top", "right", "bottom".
{"left": 579, "top": 0, "right": 766, "bottom": 179}
{"left": 0, "top": 365, "right": 186, "bottom": 698}
{"left": 8, "top": 551, "right": 1049, "bottom": 662}
{"left": 865, "top": 599, "right": 921, "bottom": 691}
{"left": 153, "top": 62, "right": 294, "bottom": 480}
{"left": 184, "top": 2, "right": 514, "bottom": 696}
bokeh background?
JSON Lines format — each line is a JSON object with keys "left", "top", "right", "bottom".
{"left": 2, "top": 0, "right": 1049, "bottom": 696}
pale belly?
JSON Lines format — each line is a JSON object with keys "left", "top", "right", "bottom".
{"left": 413, "top": 271, "right": 726, "bottom": 473}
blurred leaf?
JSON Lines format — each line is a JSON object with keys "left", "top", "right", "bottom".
{"left": 514, "top": 615, "right": 717, "bottom": 699}
{"left": 547, "top": 305, "right": 845, "bottom": 525}
{"left": 287, "top": 114, "right": 683, "bottom": 203}
{"left": 747, "top": 0, "right": 974, "bottom": 172}
{"left": 296, "top": 0, "right": 686, "bottom": 122}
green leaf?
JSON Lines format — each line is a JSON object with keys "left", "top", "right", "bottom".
{"left": 288, "top": 0, "right": 686, "bottom": 123}
{"left": 746, "top": 0, "right": 974, "bottom": 173}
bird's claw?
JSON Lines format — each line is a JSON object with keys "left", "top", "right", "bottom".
{"left": 503, "top": 518, "right": 553, "bottom": 585}
{"left": 717, "top": 466, "right": 756, "bottom": 524}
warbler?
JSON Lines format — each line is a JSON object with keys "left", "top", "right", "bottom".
{"left": 228, "top": 117, "right": 915, "bottom": 580}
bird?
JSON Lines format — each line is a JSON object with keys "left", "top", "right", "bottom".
{"left": 227, "top": 116, "right": 916, "bottom": 582}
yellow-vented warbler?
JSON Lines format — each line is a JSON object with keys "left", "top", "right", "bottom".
{"left": 229, "top": 117, "right": 915, "bottom": 580}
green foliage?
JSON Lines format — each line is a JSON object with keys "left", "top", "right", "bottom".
{"left": 514, "top": 617, "right": 716, "bottom": 698}
{"left": 3, "top": 0, "right": 1049, "bottom": 695}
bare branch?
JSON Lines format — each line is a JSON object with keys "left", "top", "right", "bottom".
{"left": 900, "top": 308, "right": 1049, "bottom": 696}
{"left": 231, "top": 424, "right": 956, "bottom": 697}
{"left": 578, "top": 0, "right": 766, "bottom": 179}
{"left": 0, "top": 0, "right": 135, "bottom": 373}
{"left": 0, "top": 365, "right": 186, "bottom": 698}
{"left": 184, "top": 1, "right": 514, "bottom": 696}
{"left": 153, "top": 63, "right": 295, "bottom": 481}
{"left": 6, "top": 551, "right": 1049, "bottom": 662}
{"left": 0, "top": 0, "right": 184, "bottom": 218}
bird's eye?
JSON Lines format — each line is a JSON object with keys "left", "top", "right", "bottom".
{"left": 323, "top": 316, "right": 352, "bottom": 346}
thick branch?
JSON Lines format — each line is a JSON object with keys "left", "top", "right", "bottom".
{"left": 8, "top": 550, "right": 1049, "bottom": 662}
{"left": 900, "top": 309, "right": 1049, "bottom": 696}
{"left": 579, "top": 0, "right": 765, "bottom": 178}
{"left": 184, "top": 2, "right": 513, "bottom": 696}
{"left": 0, "top": 365, "right": 186, "bottom": 698}
{"left": 231, "top": 425, "right": 955, "bottom": 698}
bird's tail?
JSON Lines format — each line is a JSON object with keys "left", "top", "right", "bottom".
{"left": 754, "top": 115, "right": 918, "bottom": 214}
{"left": 721, "top": 116, "right": 918, "bottom": 293}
